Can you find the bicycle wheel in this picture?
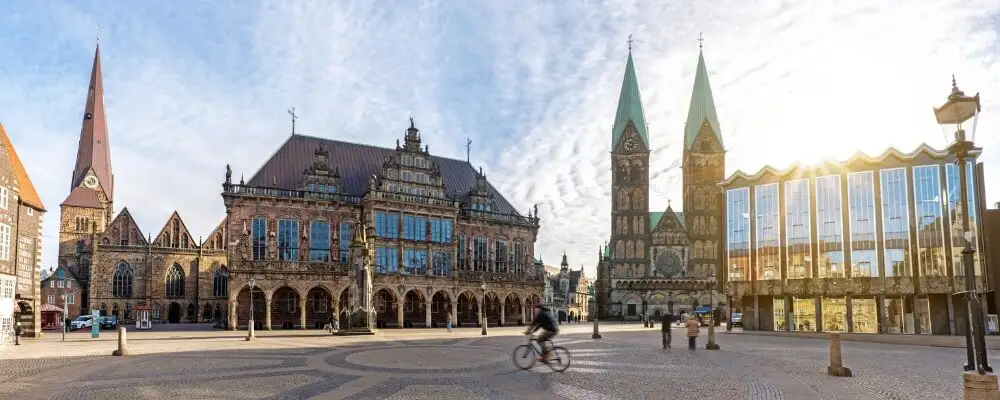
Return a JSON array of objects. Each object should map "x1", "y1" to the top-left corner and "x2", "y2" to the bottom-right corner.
[
  {"x1": 547, "y1": 346, "x2": 571, "y2": 372},
  {"x1": 512, "y1": 345, "x2": 537, "y2": 370}
]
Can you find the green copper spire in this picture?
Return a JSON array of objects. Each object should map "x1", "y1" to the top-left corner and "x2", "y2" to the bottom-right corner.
[
  {"x1": 683, "y1": 48, "x2": 723, "y2": 150},
  {"x1": 611, "y1": 50, "x2": 649, "y2": 148}
]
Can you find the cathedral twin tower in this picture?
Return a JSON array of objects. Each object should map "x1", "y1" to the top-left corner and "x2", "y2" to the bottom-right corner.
[{"x1": 599, "y1": 43, "x2": 726, "y2": 317}]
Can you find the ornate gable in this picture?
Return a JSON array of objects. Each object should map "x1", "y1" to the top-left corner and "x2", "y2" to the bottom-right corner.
[
  {"x1": 100, "y1": 207, "x2": 147, "y2": 246},
  {"x1": 298, "y1": 144, "x2": 344, "y2": 193},
  {"x1": 651, "y1": 206, "x2": 689, "y2": 246},
  {"x1": 153, "y1": 211, "x2": 197, "y2": 249},
  {"x1": 613, "y1": 121, "x2": 648, "y2": 154},
  {"x1": 201, "y1": 218, "x2": 227, "y2": 251},
  {"x1": 378, "y1": 118, "x2": 447, "y2": 198},
  {"x1": 466, "y1": 167, "x2": 495, "y2": 211}
]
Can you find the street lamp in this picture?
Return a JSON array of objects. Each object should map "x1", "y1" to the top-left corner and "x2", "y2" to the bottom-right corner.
[
  {"x1": 246, "y1": 278, "x2": 256, "y2": 341},
  {"x1": 643, "y1": 290, "x2": 650, "y2": 327},
  {"x1": 706, "y1": 273, "x2": 720, "y2": 350},
  {"x1": 480, "y1": 279, "x2": 488, "y2": 336},
  {"x1": 61, "y1": 294, "x2": 67, "y2": 342},
  {"x1": 934, "y1": 76, "x2": 990, "y2": 373}
]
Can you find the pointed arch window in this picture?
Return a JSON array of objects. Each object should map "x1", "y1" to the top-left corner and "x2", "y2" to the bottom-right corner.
[
  {"x1": 172, "y1": 221, "x2": 181, "y2": 248},
  {"x1": 165, "y1": 264, "x2": 185, "y2": 298},
  {"x1": 212, "y1": 268, "x2": 228, "y2": 298},
  {"x1": 112, "y1": 262, "x2": 133, "y2": 298}
]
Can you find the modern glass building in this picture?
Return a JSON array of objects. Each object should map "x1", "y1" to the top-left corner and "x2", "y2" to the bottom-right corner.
[{"x1": 722, "y1": 145, "x2": 988, "y2": 335}]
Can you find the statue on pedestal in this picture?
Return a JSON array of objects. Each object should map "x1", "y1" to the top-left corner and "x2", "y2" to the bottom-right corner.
[{"x1": 348, "y1": 222, "x2": 375, "y2": 332}]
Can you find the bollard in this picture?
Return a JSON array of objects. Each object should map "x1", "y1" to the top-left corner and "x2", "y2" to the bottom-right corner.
[
  {"x1": 246, "y1": 319, "x2": 255, "y2": 341},
  {"x1": 111, "y1": 326, "x2": 128, "y2": 356},
  {"x1": 706, "y1": 321, "x2": 720, "y2": 350},
  {"x1": 592, "y1": 317, "x2": 602, "y2": 339},
  {"x1": 826, "y1": 332, "x2": 852, "y2": 377},
  {"x1": 962, "y1": 371, "x2": 1000, "y2": 400}
]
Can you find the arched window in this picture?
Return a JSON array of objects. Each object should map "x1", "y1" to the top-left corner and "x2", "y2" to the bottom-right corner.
[
  {"x1": 165, "y1": 264, "x2": 185, "y2": 298},
  {"x1": 112, "y1": 262, "x2": 133, "y2": 298},
  {"x1": 111, "y1": 303, "x2": 119, "y2": 317},
  {"x1": 212, "y1": 268, "x2": 228, "y2": 298}
]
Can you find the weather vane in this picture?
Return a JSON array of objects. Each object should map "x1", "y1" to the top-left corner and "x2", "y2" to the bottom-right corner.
[
  {"x1": 698, "y1": 32, "x2": 704, "y2": 49},
  {"x1": 95, "y1": 25, "x2": 102, "y2": 44},
  {"x1": 627, "y1": 34, "x2": 634, "y2": 51}
]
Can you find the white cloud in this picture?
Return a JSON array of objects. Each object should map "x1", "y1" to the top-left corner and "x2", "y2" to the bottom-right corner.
[{"x1": 0, "y1": 0, "x2": 998, "y2": 279}]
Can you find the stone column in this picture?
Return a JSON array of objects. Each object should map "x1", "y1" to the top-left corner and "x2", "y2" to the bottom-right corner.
[
  {"x1": 500, "y1": 302, "x2": 506, "y2": 326},
  {"x1": 264, "y1": 293, "x2": 272, "y2": 330},
  {"x1": 451, "y1": 301, "x2": 458, "y2": 326},
  {"x1": 521, "y1": 304, "x2": 527, "y2": 325},
  {"x1": 299, "y1": 294, "x2": 307, "y2": 329},
  {"x1": 425, "y1": 299, "x2": 432, "y2": 327},
  {"x1": 397, "y1": 303, "x2": 404, "y2": 328}
]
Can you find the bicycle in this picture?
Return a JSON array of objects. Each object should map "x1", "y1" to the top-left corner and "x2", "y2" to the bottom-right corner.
[
  {"x1": 512, "y1": 334, "x2": 570, "y2": 372},
  {"x1": 324, "y1": 322, "x2": 338, "y2": 335}
]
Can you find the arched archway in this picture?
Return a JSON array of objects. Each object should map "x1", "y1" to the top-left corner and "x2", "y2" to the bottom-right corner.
[
  {"x1": 186, "y1": 303, "x2": 197, "y2": 323},
  {"x1": 524, "y1": 294, "x2": 540, "y2": 323},
  {"x1": 271, "y1": 286, "x2": 300, "y2": 329},
  {"x1": 431, "y1": 291, "x2": 451, "y2": 328},
  {"x1": 167, "y1": 302, "x2": 181, "y2": 323},
  {"x1": 402, "y1": 290, "x2": 425, "y2": 328},
  {"x1": 457, "y1": 291, "x2": 478, "y2": 326},
  {"x1": 202, "y1": 303, "x2": 212, "y2": 322},
  {"x1": 236, "y1": 285, "x2": 265, "y2": 330},
  {"x1": 307, "y1": 286, "x2": 333, "y2": 329},
  {"x1": 504, "y1": 294, "x2": 522, "y2": 326},
  {"x1": 484, "y1": 292, "x2": 501, "y2": 326},
  {"x1": 374, "y1": 289, "x2": 397, "y2": 329},
  {"x1": 338, "y1": 288, "x2": 350, "y2": 330}
]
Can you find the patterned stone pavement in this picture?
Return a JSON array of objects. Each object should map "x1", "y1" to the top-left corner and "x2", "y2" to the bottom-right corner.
[{"x1": 0, "y1": 324, "x2": 992, "y2": 399}]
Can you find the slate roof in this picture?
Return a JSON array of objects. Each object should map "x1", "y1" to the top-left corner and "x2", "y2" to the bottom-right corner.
[
  {"x1": 0, "y1": 123, "x2": 45, "y2": 211},
  {"x1": 246, "y1": 134, "x2": 522, "y2": 215},
  {"x1": 649, "y1": 209, "x2": 686, "y2": 232},
  {"x1": 61, "y1": 187, "x2": 103, "y2": 208}
]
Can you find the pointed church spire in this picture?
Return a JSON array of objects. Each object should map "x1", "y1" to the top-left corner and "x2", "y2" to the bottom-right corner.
[
  {"x1": 611, "y1": 39, "x2": 649, "y2": 149},
  {"x1": 69, "y1": 43, "x2": 114, "y2": 200},
  {"x1": 683, "y1": 41, "x2": 723, "y2": 150},
  {"x1": 561, "y1": 251, "x2": 569, "y2": 267}
]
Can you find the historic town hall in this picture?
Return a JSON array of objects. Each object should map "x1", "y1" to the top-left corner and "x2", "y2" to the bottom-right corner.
[{"x1": 595, "y1": 43, "x2": 727, "y2": 320}]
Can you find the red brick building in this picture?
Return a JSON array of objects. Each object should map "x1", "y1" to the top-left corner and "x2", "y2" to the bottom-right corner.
[{"x1": 40, "y1": 266, "x2": 83, "y2": 327}]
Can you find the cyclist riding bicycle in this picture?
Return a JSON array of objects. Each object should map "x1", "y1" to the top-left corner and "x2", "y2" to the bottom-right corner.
[{"x1": 525, "y1": 303, "x2": 559, "y2": 362}]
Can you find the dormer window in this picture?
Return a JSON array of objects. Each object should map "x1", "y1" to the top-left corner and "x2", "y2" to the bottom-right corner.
[{"x1": 472, "y1": 203, "x2": 492, "y2": 212}]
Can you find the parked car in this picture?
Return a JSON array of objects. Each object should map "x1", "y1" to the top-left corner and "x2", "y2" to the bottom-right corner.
[
  {"x1": 731, "y1": 312, "x2": 743, "y2": 327},
  {"x1": 100, "y1": 316, "x2": 118, "y2": 330},
  {"x1": 70, "y1": 315, "x2": 93, "y2": 330}
]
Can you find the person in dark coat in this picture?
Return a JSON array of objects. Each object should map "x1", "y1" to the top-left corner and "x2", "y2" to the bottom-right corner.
[{"x1": 662, "y1": 312, "x2": 674, "y2": 349}]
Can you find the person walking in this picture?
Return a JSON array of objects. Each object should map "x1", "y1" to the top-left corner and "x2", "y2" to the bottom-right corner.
[
  {"x1": 685, "y1": 316, "x2": 700, "y2": 349},
  {"x1": 447, "y1": 314, "x2": 453, "y2": 333},
  {"x1": 661, "y1": 312, "x2": 674, "y2": 349}
]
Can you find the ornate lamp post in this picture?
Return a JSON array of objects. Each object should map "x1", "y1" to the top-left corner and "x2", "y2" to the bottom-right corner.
[
  {"x1": 706, "y1": 273, "x2": 720, "y2": 350},
  {"x1": 480, "y1": 279, "x2": 488, "y2": 336},
  {"x1": 934, "y1": 76, "x2": 990, "y2": 374},
  {"x1": 246, "y1": 278, "x2": 256, "y2": 341},
  {"x1": 643, "y1": 290, "x2": 650, "y2": 327}
]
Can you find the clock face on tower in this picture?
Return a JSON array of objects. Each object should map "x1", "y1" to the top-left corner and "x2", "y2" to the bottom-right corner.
[
  {"x1": 83, "y1": 176, "x2": 98, "y2": 189},
  {"x1": 623, "y1": 137, "x2": 637, "y2": 151}
]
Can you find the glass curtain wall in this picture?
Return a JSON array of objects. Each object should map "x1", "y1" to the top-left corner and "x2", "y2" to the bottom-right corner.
[
  {"x1": 755, "y1": 184, "x2": 781, "y2": 280},
  {"x1": 912, "y1": 165, "x2": 947, "y2": 277},
  {"x1": 785, "y1": 180, "x2": 812, "y2": 279},
  {"x1": 815, "y1": 176, "x2": 845, "y2": 278},
  {"x1": 791, "y1": 297, "x2": 816, "y2": 332},
  {"x1": 851, "y1": 297, "x2": 878, "y2": 333},
  {"x1": 884, "y1": 296, "x2": 915, "y2": 334},
  {"x1": 726, "y1": 188, "x2": 751, "y2": 281},
  {"x1": 773, "y1": 298, "x2": 786, "y2": 331},
  {"x1": 880, "y1": 168, "x2": 912, "y2": 277},
  {"x1": 946, "y1": 162, "x2": 981, "y2": 276},
  {"x1": 915, "y1": 295, "x2": 931, "y2": 334},
  {"x1": 847, "y1": 172, "x2": 878, "y2": 277},
  {"x1": 822, "y1": 297, "x2": 847, "y2": 332}
]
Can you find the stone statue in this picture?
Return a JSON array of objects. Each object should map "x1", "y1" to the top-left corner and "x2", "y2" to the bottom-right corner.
[
  {"x1": 225, "y1": 164, "x2": 232, "y2": 184},
  {"x1": 533, "y1": 203, "x2": 539, "y2": 218},
  {"x1": 368, "y1": 174, "x2": 379, "y2": 191}
]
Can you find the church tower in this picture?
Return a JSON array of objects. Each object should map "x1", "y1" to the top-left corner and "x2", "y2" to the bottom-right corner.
[
  {"x1": 58, "y1": 43, "x2": 115, "y2": 297},
  {"x1": 681, "y1": 44, "x2": 725, "y2": 282},
  {"x1": 609, "y1": 45, "x2": 651, "y2": 282}
]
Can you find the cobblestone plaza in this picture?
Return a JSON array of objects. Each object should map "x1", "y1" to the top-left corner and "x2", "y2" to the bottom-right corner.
[{"x1": 0, "y1": 324, "x2": 986, "y2": 399}]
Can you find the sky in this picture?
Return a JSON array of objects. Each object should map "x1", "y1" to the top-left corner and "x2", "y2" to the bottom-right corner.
[{"x1": 1, "y1": 1, "x2": 999, "y2": 278}]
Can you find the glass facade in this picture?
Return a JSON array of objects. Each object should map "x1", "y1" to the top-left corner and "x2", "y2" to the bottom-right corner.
[
  {"x1": 430, "y1": 219, "x2": 453, "y2": 243},
  {"x1": 821, "y1": 297, "x2": 847, "y2": 332},
  {"x1": 773, "y1": 298, "x2": 786, "y2": 331},
  {"x1": 851, "y1": 297, "x2": 878, "y2": 333},
  {"x1": 404, "y1": 248, "x2": 428, "y2": 275},
  {"x1": 913, "y1": 165, "x2": 947, "y2": 276},
  {"x1": 375, "y1": 247, "x2": 399, "y2": 274},
  {"x1": 402, "y1": 215, "x2": 427, "y2": 241},
  {"x1": 309, "y1": 221, "x2": 331, "y2": 262},
  {"x1": 884, "y1": 296, "x2": 915, "y2": 334},
  {"x1": 726, "y1": 188, "x2": 751, "y2": 281},
  {"x1": 946, "y1": 162, "x2": 981, "y2": 276},
  {"x1": 376, "y1": 212, "x2": 400, "y2": 239},
  {"x1": 251, "y1": 218, "x2": 267, "y2": 261},
  {"x1": 916, "y1": 295, "x2": 931, "y2": 334},
  {"x1": 755, "y1": 184, "x2": 780, "y2": 280},
  {"x1": 880, "y1": 168, "x2": 911, "y2": 277},
  {"x1": 785, "y1": 179, "x2": 811, "y2": 279},
  {"x1": 791, "y1": 297, "x2": 816, "y2": 332},
  {"x1": 815, "y1": 176, "x2": 845, "y2": 278},
  {"x1": 847, "y1": 172, "x2": 878, "y2": 277}
]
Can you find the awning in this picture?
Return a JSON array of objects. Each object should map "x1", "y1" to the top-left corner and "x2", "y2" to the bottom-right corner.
[
  {"x1": 40, "y1": 304, "x2": 64, "y2": 313},
  {"x1": 694, "y1": 306, "x2": 712, "y2": 314}
]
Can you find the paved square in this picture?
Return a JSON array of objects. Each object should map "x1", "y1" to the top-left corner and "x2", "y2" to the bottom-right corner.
[{"x1": 0, "y1": 324, "x2": 991, "y2": 399}]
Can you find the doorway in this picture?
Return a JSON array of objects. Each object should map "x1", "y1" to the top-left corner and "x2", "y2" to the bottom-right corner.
[{"x1": 168, "y1": 302, "x2": 181, "y2": 323}]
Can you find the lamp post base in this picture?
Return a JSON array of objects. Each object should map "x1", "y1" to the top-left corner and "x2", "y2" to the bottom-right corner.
[
  {"x1": 963, "y1": 371, "x2": 1000, "y2": 400},
  {"x1": 706, "y1": 324, "x2": 720, "y2": 350},
  {"x1": 592, "y1": 319, "x2": 601, "y2": 339},
  {"x1": 246, "y1": 320, "x2": 255, "y2": 341}
]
